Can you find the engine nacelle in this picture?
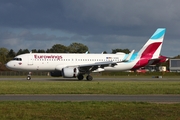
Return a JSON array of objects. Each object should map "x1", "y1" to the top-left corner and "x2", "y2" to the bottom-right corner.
[
  {"x1": 50, "y1": 71, "x2": 62, "y2": 77},
  {"x1": 62, "y1": 67, "x2": 79, "y2": 78}
]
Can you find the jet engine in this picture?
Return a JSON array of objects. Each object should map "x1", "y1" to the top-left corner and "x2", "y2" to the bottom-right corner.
[{"x1": 62, "y1": 67, "x2": 79, "y2": 78}]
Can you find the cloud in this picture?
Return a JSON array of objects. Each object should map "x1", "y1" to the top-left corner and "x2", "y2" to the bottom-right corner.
[
  {"x1": 0, "y1": 0, "x2": 180, "y2": 56},
  {"x1": 1, "y1": 0, "x2": 179, "y2": 35}
]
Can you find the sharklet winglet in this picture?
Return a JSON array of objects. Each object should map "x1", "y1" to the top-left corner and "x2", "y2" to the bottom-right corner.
[{"x1": 122, "y1": 50, "x2": 135, "y2": 62}]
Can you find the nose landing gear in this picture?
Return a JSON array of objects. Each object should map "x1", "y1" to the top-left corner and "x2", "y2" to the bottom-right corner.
[
  {"x1": 27, "y1": 75, "x2": 31, "y2": 80},
  {"x1": 26, "y1": 72, "x2": 32, "y2": 80}
]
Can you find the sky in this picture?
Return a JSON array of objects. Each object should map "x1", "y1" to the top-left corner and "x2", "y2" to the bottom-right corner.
[{"x1": 0, "y1": 0, "x2": 180, "y2": 57}]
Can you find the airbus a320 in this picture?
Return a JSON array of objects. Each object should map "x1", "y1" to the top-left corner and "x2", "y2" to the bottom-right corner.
[{"x1": 6, "y1": 28, "x2": 167, "y2": 81}]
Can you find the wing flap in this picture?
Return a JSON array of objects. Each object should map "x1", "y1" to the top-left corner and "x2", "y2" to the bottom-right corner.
[{"x1": 79, "y1": 61, "x2": 117, "y2": 67}]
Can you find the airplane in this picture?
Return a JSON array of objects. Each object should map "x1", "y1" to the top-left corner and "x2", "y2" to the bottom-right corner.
[{"x1": 6, "y1": 28, "x2": 167, "y2": 81}]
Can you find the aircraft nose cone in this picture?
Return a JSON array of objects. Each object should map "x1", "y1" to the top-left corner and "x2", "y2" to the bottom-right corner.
[
  {"x1": 5, "y1": 62, "x2": 14, "y2": 70},
  {"x1": 5, "y1": 62, "x2": 10, "y2": 69}
]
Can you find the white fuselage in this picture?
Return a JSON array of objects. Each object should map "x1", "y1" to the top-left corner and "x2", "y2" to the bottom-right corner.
[{"x1": 6, "y1": 53, "x2": 138, "y2": 72}]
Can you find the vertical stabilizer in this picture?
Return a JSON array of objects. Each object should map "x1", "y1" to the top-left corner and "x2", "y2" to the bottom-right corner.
[{"x1": 138, "y1": 28, "x2": 166, "y2": 59}]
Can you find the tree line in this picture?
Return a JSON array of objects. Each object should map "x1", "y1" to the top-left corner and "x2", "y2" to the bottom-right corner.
[
  {"x1": 0, "y1": 42, "x2": 176, "y2": 71},
  {"x1": 0, "y1": 42, "x2": 131, "y2": 64}
]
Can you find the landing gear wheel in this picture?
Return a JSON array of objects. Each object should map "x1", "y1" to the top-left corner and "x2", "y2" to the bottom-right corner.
[
  {"x1": 27, "y1": 76, "x2": 31, "y2": 80},
  {"x1": 77, "y1": 74, "x2": 84, "y2": 80},
  {"x1": 86, "y1": 75, "x2": 93, "y2": 81}
]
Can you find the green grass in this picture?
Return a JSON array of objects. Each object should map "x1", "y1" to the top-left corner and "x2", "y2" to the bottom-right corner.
[
  {"x1": 1, "y1": 80, "x2": 180, "y2": 94},
  {"x1": 0, "y1": 101, "x2": 180, "y2": 120},
  {"x1": 1, "y1": 78, "x2": 180, "y2": 119}
]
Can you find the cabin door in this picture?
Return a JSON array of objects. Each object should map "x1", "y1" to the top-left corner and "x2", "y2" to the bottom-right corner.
[{"x1": 28, "y1": 55, "x2": 33, "y2": 65}]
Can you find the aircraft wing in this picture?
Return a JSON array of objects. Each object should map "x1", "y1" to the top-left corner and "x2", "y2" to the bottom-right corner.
[
  {"x1": 65, "y1": 52, "x2": 137, "y2": 73},
  {"x1": 68, "y1": 61, "x2": 118, "y2": 73}
]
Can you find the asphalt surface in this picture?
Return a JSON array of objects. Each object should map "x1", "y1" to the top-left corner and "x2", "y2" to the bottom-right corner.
[
  {"x1": 0, "y1": 77, "x2": 180, "y2": 102},
  {"x1": 0, "y1": 77, "x2": 180, "y2": 81},
  {"x1": 0, "y1": 94, "x2": 180, "y2": 103}
]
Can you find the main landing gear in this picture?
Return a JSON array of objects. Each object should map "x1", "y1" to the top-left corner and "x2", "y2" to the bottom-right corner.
[
  {"x1": 77, "y1": 74, "x2": 93, "y2": 81},
  {"x1": 86, "y1": 75, "x2": 93, "y2": 81}
]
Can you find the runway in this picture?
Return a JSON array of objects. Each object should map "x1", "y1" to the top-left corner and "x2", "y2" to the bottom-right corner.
[
  {"x1": 0, "y1": 77, "x2": 180, "y2": 102},
  {"x1": 0, "y1": 94, "x2": 180, "y2": 102},
  {"x1": 0, "y1": 77, "x2": 180, "y2": 81}
]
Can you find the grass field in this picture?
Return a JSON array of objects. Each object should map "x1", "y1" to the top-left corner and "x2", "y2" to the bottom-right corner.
[
  {"x1": 0, "y1": 80, "x2": 180, "y2": 94},
  {"x1": 1, "y1": 78, "x2": 180, "y2": 119},
  {"x1": 0, "y1": 101, "x2": 180, "y2": 120}
]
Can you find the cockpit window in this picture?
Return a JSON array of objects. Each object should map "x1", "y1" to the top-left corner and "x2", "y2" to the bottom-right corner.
[{"x1": 13, "y1": 58, "x2": 22, "y2": 61}]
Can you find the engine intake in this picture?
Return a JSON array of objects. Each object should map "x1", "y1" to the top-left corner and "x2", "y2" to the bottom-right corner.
[{"x1": 62, "y1": 67, "x2": 79, "y2": 78}]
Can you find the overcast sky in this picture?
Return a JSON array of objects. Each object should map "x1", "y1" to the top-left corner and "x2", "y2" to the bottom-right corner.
[{"x1": 0, "y1": 0, "x2": 180, "y2": 57}]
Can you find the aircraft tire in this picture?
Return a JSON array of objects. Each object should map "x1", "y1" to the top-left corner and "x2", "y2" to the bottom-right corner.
[
  {"x1": 86, "y1": 75, "x2": 93, "y2": 81},
  {"x1": 77, "y1": 74, "x2": 84, "y2": 80},
  {"x1": 27, "y1": 76, "x2": 31, "y2": 80}
]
